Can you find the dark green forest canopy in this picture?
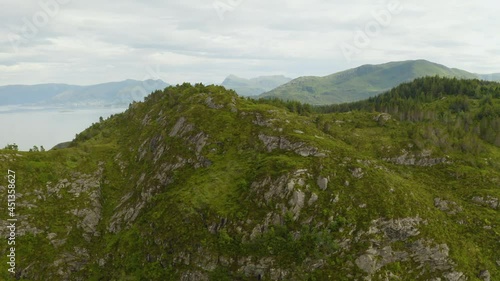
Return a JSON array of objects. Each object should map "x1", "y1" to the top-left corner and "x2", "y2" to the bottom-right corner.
[{"x1": 257, "y1": 77, "x2": 500, "y2": 150}]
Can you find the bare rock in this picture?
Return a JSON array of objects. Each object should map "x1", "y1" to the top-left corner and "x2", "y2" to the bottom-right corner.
[
  {"x1": 472, "y1": 196, "x2": 499, "y2": 209},
  {"x1": 258, "y1": 134, "x2": 325, "y2": 157},
  {"x1": 289, "y1": 190, "x2": 305, "y2": 219},
  {"x1": 170, "y1": 117, "x2": 194, "y2": 137},
  {"x1": 384, "y1": 150, "x2": 449, "y2": 166},
  {"x1": 444, "y1": 271, "x2": 467, "y2": 281},
  {"x1": 181, "y1": 271, "x2": 209, "y2": 281},
  {"x1": 205, "y1": 96, "x2": 223, "y2": 109},
  {"x1": 374, "y1": 113, "x2": 392, "y2": 122},
  {"x1": 351, "y1": 167, "x2": 364, "y2": 179},
  {"x1": 317, "y1": 176, "x2": 328, "y2": 190},
  {"x1": 478, "y1": 270, "x2": 491, "y2": 281},
  {"x1": 434, "y1": 198, "x2": 463, "y2": 215},
  {"x1": 355, "y1": 245, "x2": 409, "y2": 274},
  {"x1": 410, "y1": 240, "x2": 452, "y2": 272},
  {"x1": 372, "y1": 217, "x2": 424, "y2": 241},
  {"x1": 308, "y1": 193, "x2": 319, "y2": 206}
]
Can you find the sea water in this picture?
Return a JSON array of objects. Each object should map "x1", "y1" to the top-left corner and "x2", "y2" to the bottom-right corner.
[{"x1": 0, "y1": 106, "x2": 127, "y2": 151}]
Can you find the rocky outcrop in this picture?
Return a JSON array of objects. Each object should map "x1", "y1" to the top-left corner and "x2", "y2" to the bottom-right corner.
[
  {"x1": 351, "y1": 167, "x2": 364, "y2": 179},
  {"x1": 478, "y1": 270, "x2": 491, "y2": 281},
  {"x1": 472, "y1": 196, "x2": 499, "y2": 210},
  {"x1": 384, "y1": 149, "x2": 449, "y2": 166},
  {"x1": 205, "y1": 96, "x2": 223, "y2": 109},
  {"x1": 434, "y1": 198, "x2": 463, "y2": 215},
  {"x1": 374, "y1": 113, "x2": 392, "y2": 123},
  {"x1": 258, "y1": 134, "x2": 326, "y2": 157},
  {"x1": 355, "y1": 217, "x2": 466, "y2": 279},
  {"x1": 181, "y1": 271, "x2": 209, "y2": 281},
  {"x1": 52, "y1": 247, "x2": 90, "y2": 280},
  {"x1": 169, "y1": 117, "x2": 194, "y2": 138},
  {"x1": 316, "y1": 176, "x2": 328, "y2": 190}
]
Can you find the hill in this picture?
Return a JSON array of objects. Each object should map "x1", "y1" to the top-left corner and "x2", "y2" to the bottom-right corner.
[
  {"x1": 0, "y1": 79, "x2": 169, "y2": 107},
  {"x1": 221, "y1": 75, "x2": 292, "y2": 96},
  {"x1": 260, "y1": 60, "x2": 498, "y2": 105},
  {"x1": 0, "y1": 80, "x2": 499, "y2": 280},
  {"x1": 479, "y1": 73, "x2": 500, "y2": 82}
]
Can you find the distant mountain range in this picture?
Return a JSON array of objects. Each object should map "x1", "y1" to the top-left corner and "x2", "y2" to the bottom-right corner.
[
  {"x1": 221, "y1": 75, "x2": 292, "y2": 96},
  {"x1": 0, "y1": 79, "x2": 169, "y2": 107},
  {"x1": 259, "y1": 60, "x2": 500, "y2": 105}
]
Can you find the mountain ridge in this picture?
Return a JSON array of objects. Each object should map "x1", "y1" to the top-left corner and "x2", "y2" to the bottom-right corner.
[
  {"x1": 0, "y1": 79, "x2": 498, "y2": 280},
  {"x1": 260, "y1": 60, "x2": 500, "y2": 105},
  {"x1": 0, "y1": 79, "x2": 169, "y2": 107}
]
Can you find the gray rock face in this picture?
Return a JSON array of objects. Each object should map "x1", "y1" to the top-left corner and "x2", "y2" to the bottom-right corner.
[
  {"x1": 170, "y1": 117, "x2": 194, "y2": 137},
  {"x1": 289, "y1": 190, "x2": 305, "y2": 219},
  {"x1": 180, "y1": 271, "x2": 209, "y2": 281},
  {"x1": 317, "y1": 176, "x2": 328, "y2": 190},
  {"x1": 355, "y1": 245, "x2": 408, "y2": 274},
  {"x1": 478, "y1": 270, "x2": 491, "y2": 281},
  {"x1": 444, "y1": 271, "x2": 467, "y2": 281},
  {"x1": 205, "y1": 96, "x2": 223, "y2": 109},
  {"x1": 52, "y1": 247, "x2": 90, "y2": 280},
  {"x1": 384, "y1": 150, "x2": 449, "y2": 166},
  {"x1": 258, "y1": 133, "x2": 326, "y2": 157},
  {"x1": 472, "y1": 196, "x2": 499, "y2": 209},
  {"x1": 434, "y1": 198, "x2": 463, "y2": 215},
  {"x1": 356, "y1": 217, "x2": 465, "y2": 279},
  {"x1": 411, "y1": 240, "x2": 452, "y2": 272},
  {"x1": 308, "y1": 193, "x2": 319, "y2": 206},
  {"x1": 252, "y1": 170, "x2": 309, "y2": 216},
  {"x1": 369, "y1": 217, "x2": 424, "y2": 241},
  {"x1": 374, "y1": 113, "x2": 392, "y2": 122},
  {"x1": 351, "y1": 167, "x2": 364, "y2": 179},
  {"x1": 252, "y1": 112, "x2": 274, "y2": 127}
]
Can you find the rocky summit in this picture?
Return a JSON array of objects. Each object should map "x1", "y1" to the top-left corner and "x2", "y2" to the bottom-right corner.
[{"x1": 0, "y1": 80, "x2": 499, "y2": 280}]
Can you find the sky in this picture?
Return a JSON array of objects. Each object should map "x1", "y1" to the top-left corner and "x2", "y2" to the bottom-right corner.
[{"x1": 1, "y1": 0, "x2": 499, "y2": 86}]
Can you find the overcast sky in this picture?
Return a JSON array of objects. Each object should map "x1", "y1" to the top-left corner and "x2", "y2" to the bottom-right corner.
[{"x1": 1, "y1": 0, "x2": 499, "y2": 86}]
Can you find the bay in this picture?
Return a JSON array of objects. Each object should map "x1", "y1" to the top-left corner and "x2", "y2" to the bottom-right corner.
[{"x1": 0, "y1": 106, "x2": 127, "y2": 151}]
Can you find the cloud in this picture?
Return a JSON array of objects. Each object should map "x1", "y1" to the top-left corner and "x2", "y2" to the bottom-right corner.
[{"x1": 0, "y1": 0, "x2": 499, "y2": 85}]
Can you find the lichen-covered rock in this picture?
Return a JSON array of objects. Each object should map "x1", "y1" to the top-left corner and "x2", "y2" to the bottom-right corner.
[
  {"x1": 351, "y1": 167, "x2": 364, "y2": 179},
  {"x1": 180, "y1": 271, "x2": 209, "y2": 281},
  {"x1": 472, "y1": 196, "x2": 499, "y2": 210},
  {"x1": 258, "y1": 133, "x2": 326, "y2": 157},
  {"x1": 170, "y1": 117, "x2": 194, "y2": 137},
  {"x1": 317, "y1": 176, "x2": 328, "y2": 190},
  {"x1": 478, "y1": 269, "x2": 491, "y2": 281},
  {"x1": 357, "y1": 217, "x2": 465, "y2": 279},
  {"x1": 434, "y1": 198, "x2": 463, "y2": 215},
  {"x1": 384, "y1": 150, "x2": 449, "y2": 166},
  {"x1": 308, "y1": 193, "x2": 319, "y2": 206},
  {"x1": 205, "y1": 96, "x2": 223, "y2": 109}
]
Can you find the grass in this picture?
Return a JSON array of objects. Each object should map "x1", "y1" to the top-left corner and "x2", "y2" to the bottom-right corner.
[{"x1": 0, "y1": 82, "x2": 499, "y2": 280}]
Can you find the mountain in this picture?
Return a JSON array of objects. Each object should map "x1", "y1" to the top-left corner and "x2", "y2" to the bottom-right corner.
[
  {"x1": 0, "y1": 79, "x2": 169, "y2": 107},
  {"x1": 260, "y1": 60, "x2": 498, "y2": 105},
  {"x1": 479, "y1": 73, "x2": 500, "y2": 82},
  {"x1": 221, "y1": 74, "x2": 292, "y2": 96},
  {"x1": 1, "y1": 80, "x2": 499, "y2": 280}
]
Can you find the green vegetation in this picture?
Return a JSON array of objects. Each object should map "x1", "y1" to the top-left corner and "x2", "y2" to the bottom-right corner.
[
  {"x1": 259, "y1": 59, "x2": 496, "y2": 105},
  {"x1": 320, "y1": 76, "x2": 500, "y2": 149},
  {"x1": 0, "y1": 79, "x2": 499, "y2": 280}
]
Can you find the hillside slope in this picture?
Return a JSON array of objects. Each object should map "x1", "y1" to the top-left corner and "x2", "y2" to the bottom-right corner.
[
  {"x1": 0, "y1": 81, "x2": 499, "y2": 280},
  {"x1": 260, "y1": 60, "x2": 495, "y2": 105},
  {"x1": 221, "y1": 75, "x2": 292, "y2": 96}
]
